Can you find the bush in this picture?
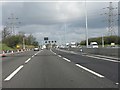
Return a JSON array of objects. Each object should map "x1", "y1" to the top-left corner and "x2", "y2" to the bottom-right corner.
[{"x1": 80, "y1": 35, "x2": 120, "y2": 45}]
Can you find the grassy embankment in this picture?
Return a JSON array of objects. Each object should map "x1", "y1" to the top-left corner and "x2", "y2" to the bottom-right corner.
[
  {"x1": 0, "y1": 43, "x2": 35, "y2": 51},
  {"x1": 0, "y1": 43, "x2": 13, "y2": 50}
]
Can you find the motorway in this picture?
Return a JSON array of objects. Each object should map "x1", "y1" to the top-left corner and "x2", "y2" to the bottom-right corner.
[{"x1": 2, "y1": 49, "x2": 119, "y2": 88}]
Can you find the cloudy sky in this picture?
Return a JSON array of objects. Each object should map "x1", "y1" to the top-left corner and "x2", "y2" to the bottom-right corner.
[{"x1": 0, "y1": 0, "x2": 119, "y2": 45}]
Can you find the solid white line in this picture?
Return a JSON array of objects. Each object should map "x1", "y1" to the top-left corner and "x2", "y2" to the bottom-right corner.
[
  {"x1": 57, "y1": 49, "x2": 79, "y2": 55},
  {"x1": 58, "y1": 55, "x2": 62, "y2": 58},
  {"x1": 25, "y1": 58, "x2": 31, "y2": 64},
  {"x1": 58, "y1": 49, "x2": 120, "y2": 63},
  {"x1": 84, "y1": 55, "x2": 120, "y2": 63},
  {"x1": 4, "y1": 65, "x2": 24, "y2": 81},
  {"x1": 63, "y1": 57, "x2": 71, "y2": 62},
  {"x1": 70, "y1": 51, "x2": 78, "y2": 55},
  {"x1": 94, "y1": 55, "x2": 118, "y2": 60},
  {"x1": 75, "y1": 64, "x2": 104, "y2": 78}
]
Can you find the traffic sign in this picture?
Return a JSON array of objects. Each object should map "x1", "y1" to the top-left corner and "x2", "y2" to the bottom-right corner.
[{"x1": 44, "y1": 37, "x2": 48, "y2": 40}]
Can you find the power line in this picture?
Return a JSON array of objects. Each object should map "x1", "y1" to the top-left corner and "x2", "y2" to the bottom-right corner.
[
  {"x1": 100, "y1": 2, "x2": 118, "y2": 36},
  {"x1": 7, "y1": 13, "x2": 21, "y2": 35}
]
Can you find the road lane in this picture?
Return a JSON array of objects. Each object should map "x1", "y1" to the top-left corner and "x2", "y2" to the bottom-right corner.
[
  {"x1": 52, "y1": 49, "x2": 119, "y2": 84},
  {"x1": 3, "y1": 49, "x2": 118, "y2": 88},
  {"x1": 2, "y1": 50, "x2": 39, "y2": 80}
]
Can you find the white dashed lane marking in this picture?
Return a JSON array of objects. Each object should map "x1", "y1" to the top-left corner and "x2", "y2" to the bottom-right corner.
[
  {"x1": 32, "y1": 55, "x2": 34, "y2": 57},
  {"x1": 75, "y1": 64, "x2": 104, "y2": 78},
  {"x1": 4, "y1": 50, "x2": 42, "y2": 81},
  {"x1": 57, "y1": 49, "x2": 119, "y2": 63},
  {"x1": 51, "y1": 50, "x2": 106, "y2": 78},
  {"x1": 25, "y1": 58, "x2": 31, "y2": 64},
  {"x1": 115, "y1": 83, "x2": 119, "y2": 85},
  {"x1": 4, "y1": 65, "x2": 24, "y2": 81},
  {"x1": 63, "y1": 57, "x2": 71, "y2": 62},
  {"x1": 58, "y1": 55, "x2": 62, "y2": 57}
]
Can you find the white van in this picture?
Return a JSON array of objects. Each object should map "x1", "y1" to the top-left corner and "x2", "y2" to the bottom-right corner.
[
  {"x1": 90, "y1": 42, "x2": 98, "y2": 48},
  {"x1": 70, "y1": 42, "x2": 76, "y2": 48}
]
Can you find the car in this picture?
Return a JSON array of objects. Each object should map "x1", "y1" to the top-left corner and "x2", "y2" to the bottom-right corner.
[
  {"x1": 34, "y1": 47, "x2": 39, "y2": 51},
  {"x1": 90, "y1": 42, "x2": 98, "y2": 48}
]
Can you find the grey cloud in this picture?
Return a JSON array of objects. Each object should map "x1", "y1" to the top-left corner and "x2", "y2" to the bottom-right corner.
[
  {"x1": 1, "y1": 1, "x2": 119, "y2": 44},
  {"x1": 2, "y1": 2, "x2": 83, "y2": 25}
]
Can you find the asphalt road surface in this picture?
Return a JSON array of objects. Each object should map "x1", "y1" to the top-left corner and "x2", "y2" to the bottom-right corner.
[
  {"x1": 52, "y1": 49, "x2": 119, "y2": 83},
  {"x1": 2, "y1": 49, "x2": 119, "y2": 88}
]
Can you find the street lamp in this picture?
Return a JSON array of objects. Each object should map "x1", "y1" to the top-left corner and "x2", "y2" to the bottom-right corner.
[
  {"x1": 85, "y1": 0, "x2": 88, "y2": 48},
  {"x1": 102, "y1": 34, "x2": 104, "y2": 48},
  {"x1": 23, "y1": 37, "x2": 25, "y2": 50}
]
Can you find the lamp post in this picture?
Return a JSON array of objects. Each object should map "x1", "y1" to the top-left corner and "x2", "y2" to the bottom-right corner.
[
  {"x1": 102, "y1": 34, "x2": 104, "y2": 48},
  {"x1": 85, "y1": 0, "x2": 88, "y2": 48},
  {"x1": 23, "y1": 37, "x2": 25, "y2": 50}
]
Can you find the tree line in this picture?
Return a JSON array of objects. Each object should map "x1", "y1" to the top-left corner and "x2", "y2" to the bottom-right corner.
[
  {"x1": 80, "y1": 35, "x2": 120, "y2": 45},
  {"x1": 2, "y1": 27, "x2": 39, "y2": 48}
]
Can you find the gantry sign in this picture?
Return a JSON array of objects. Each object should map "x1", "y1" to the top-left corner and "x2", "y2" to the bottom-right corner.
[{"x1": 44, "y1": 37, "x2": 48, "y2": 43}]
